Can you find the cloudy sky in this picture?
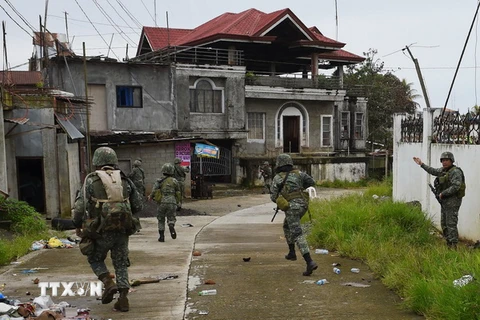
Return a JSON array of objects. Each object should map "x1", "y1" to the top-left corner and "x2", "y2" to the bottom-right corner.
[{"x1": 1, "y1": 0, "x2": 479, "y2": 113}]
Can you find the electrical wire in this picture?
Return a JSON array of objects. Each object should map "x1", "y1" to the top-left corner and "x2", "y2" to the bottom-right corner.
[
  {"x1": 140, "y1": 0, "x2": 156, "y2": 25},
  {"x1": 3, "y1": 0, "x2": 36, "y2": 32},
  {"x1": 91, "y1": 0, "x2": 137, "y2": 47},
  {"x1": 441, "y1": 0, "x2": 480, "y2": 118},
  {"x1": 73, "y1": 0, "x2": 120, "y2": 60},
  {"x1": 0, "y1": 4, "x2": 31, "y2": 36},
  {"x1": 105, "y1": 0, "x2": 140, "y2": 36},
  {"x1": 115, "y1": 0, "x2": 142, "y2": 29},
  {"x1": 48, "y1": 14, "x2": 141, "y2": 30}
]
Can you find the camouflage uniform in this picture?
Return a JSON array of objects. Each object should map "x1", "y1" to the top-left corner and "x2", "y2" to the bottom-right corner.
[
  {"x1": 149, "y1": 163, "x2": 181, "y2": 241},
  {"x1": 420, "y1": 153, "x2": 465, "y2": 247},
  {"x1": 73, "y1": 147, "x2": 143, "y2": 311},
  {"x1": 173, "y1": 158, "x2": 189, "y2": 208},
  {"x1": 260, "y1": 161, "x2": 273, "y2": 194},
  {"x1": 270, "y1": 154, "x2": 317, "y2": 276},
  {"x1": 128, "y1": 159, "x2": 145, "y2": 197}
]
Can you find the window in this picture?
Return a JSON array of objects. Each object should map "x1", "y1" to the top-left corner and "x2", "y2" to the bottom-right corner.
[
  {"x1": 354, "y1": 112, "x2": 364, "y2": 139},
  {"x1": 321, "y1": 115, "x2": 332, "y2": 146},
  {"x1": 247, "y1": 112, "x2": 265, "y2": 141},
  {"x1": 341, "y1": 111, "x2": 350, "y2": 139},
  {"x1": 189, "y1": 79, "x2": 223, "y2": 113},
  {"x1": 116, "y1": 86, "x2": 142, "y2": 108}
]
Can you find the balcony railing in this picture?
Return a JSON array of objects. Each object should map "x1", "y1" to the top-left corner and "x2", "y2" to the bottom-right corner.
[{"x1": 131, "y1": 46, "x2": 244, "y2": 66}]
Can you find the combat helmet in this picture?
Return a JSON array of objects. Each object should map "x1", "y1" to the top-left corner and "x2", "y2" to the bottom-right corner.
[
  {"x1": 133, "y1": 159, "x2": 142, "y2": 166},
  {"x1": 440, "y1": 151, "x2": 455, "y2": 163},
  {"x1": 263, "y1": 161, "x2": 270, "y2": 165},
  {"x1": 161, "y1": 163, "x2": 175, "y2": 175},
  {"x1": 276, "y1": 154, "x2": 293, "y2": 167},
  {"x1": 174, "y1": 158, "x2": 182, "y2": 164},
  {"x1": 92, "y1": 147, "x2": 118, "y2": 167}
]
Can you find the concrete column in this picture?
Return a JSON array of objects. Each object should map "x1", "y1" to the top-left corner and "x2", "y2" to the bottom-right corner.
[
  {"x1": 392, "y1": 113, "x2": 405, "y2": 200},
  {"x1": 337, "y1": 65, "x2": 344, "y2": 88},
  {"x1": 422, "y1": 108, "x2": 434, "y2": 211},
  {"x1": 311, "y1": 53, "x2": 319, "y2": 79},
  {"x1": 0, "y1": 101, "x2": 7, "y2": 193}
]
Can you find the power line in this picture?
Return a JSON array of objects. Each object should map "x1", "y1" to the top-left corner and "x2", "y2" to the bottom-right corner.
[
  {"x1": 0, "y1": 4, "x2": 31, "y2": 36},
  {"x1": 91, "y1": 0, "x2": 136, "y2": 47},
  {"x1": 48, "y1": 14, "x2": 141, "y2": 30},
  {"x1": 105, "y1": 0, "x2": 140, "y2": 36},
  {"x1": 73, "y1": 0, "x2": 120, "y2": 60},
  {"x1": 140, "y1": 0, "x2": 156, "y2": 25},
  {"x1": 115, "y1": 0, "x2": 142, "y2": 29},
  {"x1": 4, "y1": 0, "x2": 36, "y2": 32}
]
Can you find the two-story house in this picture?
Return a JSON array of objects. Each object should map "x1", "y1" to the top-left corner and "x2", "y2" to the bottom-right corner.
[{"x1": 47, "y1": 8, "x2": 368, "y2": 195}]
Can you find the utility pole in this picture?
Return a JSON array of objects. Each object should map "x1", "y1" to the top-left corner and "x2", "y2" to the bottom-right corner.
[
  {"x1": 83, "y1": 42, "x2": 92, "y2": 173},
  {"x1": 403, "y1": 45, "x2": 431, "y2": 110}
]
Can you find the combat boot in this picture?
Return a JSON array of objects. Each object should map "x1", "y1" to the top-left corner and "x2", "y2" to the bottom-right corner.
[
  {"x1": 113, "y1": 288, "x2": 129, "y2": 312},
  {"x1": 158, "y1": 230, "x2": 165, "y2": 242},
  {"x1": 285, "y1": 243, "x2": 297, "y2": 261},
  {"x1": 98, "y1": 273, "x2": 118, "y2": 304},
  {"x1": 302, "y1": 253, "x2": 318, "y2": 276},
  {"x1": 169, "y1": 225, "x2": 177, "y2": 239}
]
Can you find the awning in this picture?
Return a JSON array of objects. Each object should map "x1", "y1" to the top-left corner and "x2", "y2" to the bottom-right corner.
[{"x1": 55, "y1": 114, "x2": 84, "y2": 140}]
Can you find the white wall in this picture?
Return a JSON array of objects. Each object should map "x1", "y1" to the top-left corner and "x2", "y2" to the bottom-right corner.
[{"x1": 393, "y1": 110, "x2": 480, "y2": 241}]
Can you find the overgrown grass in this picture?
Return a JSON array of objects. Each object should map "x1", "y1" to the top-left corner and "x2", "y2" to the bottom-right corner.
[
  {"x1": 306, "y1": 179, "x2": 480, "y2": 319},
  {"x1": 0, "y1": 197, "x2": 51, "y2": 265},
  {"x1": 317, "y1": 178, "x2": 371, "y2": 189}
]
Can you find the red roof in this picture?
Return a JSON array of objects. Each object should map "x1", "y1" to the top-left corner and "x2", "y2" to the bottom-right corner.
[
  {"x1": 318, "y1": 49, "x2": 365, "y2": 62},
  {"x1": 0, "y1": 71, "x2": 43, "y2": 86},
  {"x1": 139, "y1": 8, "x2": 346, "y2": 51}
]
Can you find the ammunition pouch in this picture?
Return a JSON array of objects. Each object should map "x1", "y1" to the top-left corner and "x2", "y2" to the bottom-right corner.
[
  {"x1": 79, "y1": 237, "x2": 95, "y2": 256},
  {"x1": 154, "y1": 190, "x2": 163, "y2": 203},
  {"x1": 81, "y1": 217, "x2": 101, "y2": 239},
  {"x1": 276, "y1": 195, "x2": 290, "y2": 211}
]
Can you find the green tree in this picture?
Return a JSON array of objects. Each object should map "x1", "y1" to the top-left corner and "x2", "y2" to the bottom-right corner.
[{"x1": 344, "y1": 49, "x2": 419, "y2": 148}]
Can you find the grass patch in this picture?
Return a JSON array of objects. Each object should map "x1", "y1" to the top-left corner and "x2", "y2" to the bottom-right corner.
[
  {"x1": 306, "y1": 178, "x2": 480, "y2": 319},
  {"x1": 0, "y1": 197, "x2": 53, "y2": 266}
]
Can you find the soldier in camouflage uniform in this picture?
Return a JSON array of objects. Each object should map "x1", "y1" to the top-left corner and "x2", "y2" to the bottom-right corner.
[
  {"x1": 128, "y1": 158, "x2": 145, "y2": 197},
  {"x1": 413, "y1": 151, "x2": 466, "y2": 248},
  {"x1": 173, "y1": 158, "x2": 189, "y2": 210},
  {"x1": 260, "y1": 161, "x2": 273, "y2": 194},
  {"x1": 270, "y1": 154, "x2": 318, "y2": 276},
  {"x1": 73, "y1": 147, "x2": 143, "y2": 312},
  {"x1": 148, "y1": 163, "x2": 181, "y2": 242}
]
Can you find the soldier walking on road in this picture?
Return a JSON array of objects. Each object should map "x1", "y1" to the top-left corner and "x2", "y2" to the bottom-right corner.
[
  {"x1": 173, "y1": 158, "x2": 190, "y2": 210},
  {"x1": 73, "y1": 147, "x2": 143, "y2": 312},
  {"x1": 148, "y1": 163, "x2": 181, "y2": 242},
  {"x1": 128, "y1": 158, "x2": 145, "y2": 197},
  {"x1": 260, "y1": 161, "x2": 273, "y2": 194},
  {"x1": 413, "y1": 151, "x2": 466, "y2": 249},
  {"x1": 270, "y1": 154, "x2": 318, "y2": 276}
]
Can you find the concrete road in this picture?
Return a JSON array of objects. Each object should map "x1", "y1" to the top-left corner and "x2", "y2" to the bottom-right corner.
[{"x1": 0, "y1": 190, "x2": 423, "y2": 319}]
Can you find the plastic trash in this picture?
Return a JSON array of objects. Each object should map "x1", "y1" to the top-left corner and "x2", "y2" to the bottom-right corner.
[
  {"x1": 333, "y1": 267, "x2": 341, "y2": 274},
  {"x1": 315, "y1": 249, "x2": 328, "y2": 254},
  {"x1": 198, "y1": 289, "x2": 217, "y2": 296},
  {"x1": 350, "y1": 268, "x2": 360, "y2": 273},
  {"x1": 453, "y1": 275, "x2": 474, "y2": 288},
  {"x1": 316, "y1": 279, "x2": 329, "y2": 285}
]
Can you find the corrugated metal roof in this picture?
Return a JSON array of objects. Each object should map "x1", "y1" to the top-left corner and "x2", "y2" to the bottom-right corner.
[
  {"x1": 0, "y1": 71, "x2": 42, "y2": 85},
  {"x1": 141, "y1": 8, "x2": 346, "y2": 51},
  {"x1": 55, "y1": 114, "x2": 84, "y2": 140}
]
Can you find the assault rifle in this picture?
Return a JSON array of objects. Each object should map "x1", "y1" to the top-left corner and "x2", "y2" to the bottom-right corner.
[
  {"x1": 271, "y1": 207, "x2": 279, "y2": 222},
  {"x1": 428, "y1": 178, "x2": 442, "y2": 204}
]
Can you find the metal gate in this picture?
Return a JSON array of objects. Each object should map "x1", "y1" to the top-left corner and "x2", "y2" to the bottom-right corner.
[{"x1": 191, "y1": 147, "x2": 231, "y2": 176}]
